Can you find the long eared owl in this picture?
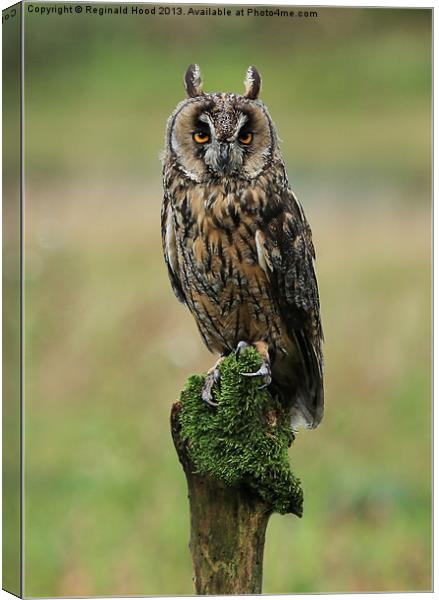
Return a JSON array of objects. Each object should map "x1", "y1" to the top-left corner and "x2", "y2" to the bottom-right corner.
[{"x1": 161, "y1": 65, "x2": 324, "y2": 430}]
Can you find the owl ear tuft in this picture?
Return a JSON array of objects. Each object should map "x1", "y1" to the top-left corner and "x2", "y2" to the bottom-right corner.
[
  {"x1": 244, "y1": 66, "x2": 261, "y2": 99},
  {"x1": 184, "y1": 64, "x2": 204, "y2": 98}
]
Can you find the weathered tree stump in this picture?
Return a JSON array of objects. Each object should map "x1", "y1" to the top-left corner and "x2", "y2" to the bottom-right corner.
[
  {"x1": 171, "y1": 348, "x2": 303, "y2": 595},
  {"x1": 172, "y1": 401, "x2": 271, "y2": 594}
]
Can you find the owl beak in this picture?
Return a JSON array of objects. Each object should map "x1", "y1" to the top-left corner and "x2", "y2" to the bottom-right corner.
[{"x1": 217, "y1": 143, "x2": 231, "y2": 171}]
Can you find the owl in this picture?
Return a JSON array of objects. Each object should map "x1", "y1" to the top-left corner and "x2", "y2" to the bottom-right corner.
[{"x1": 161, "y1": 65, "x2": 324, "y2": 430}]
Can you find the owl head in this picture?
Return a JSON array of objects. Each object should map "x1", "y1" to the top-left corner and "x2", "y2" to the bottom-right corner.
[{"x1": 164, "y1": 65, "x2": 280, "y2": 183}]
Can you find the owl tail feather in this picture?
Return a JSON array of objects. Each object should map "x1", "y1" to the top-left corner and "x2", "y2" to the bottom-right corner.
[
  {"x1": 290, "y1": 330, "x2": 324, "y2": 430},
  {"x1": 289, "y1": 386, "x2": 324, "y2": 432},
  {"x1": 273, "y1": 331, "x2": 324, "y2": 431}
]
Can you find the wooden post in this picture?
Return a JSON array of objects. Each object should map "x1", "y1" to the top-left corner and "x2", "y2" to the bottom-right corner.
[
  {"x1": 170, "y1": 349, "x2": 303, "y2": 595},
  {"x1": 171, "y1": 402, "x2": 271, "y2": 595}
]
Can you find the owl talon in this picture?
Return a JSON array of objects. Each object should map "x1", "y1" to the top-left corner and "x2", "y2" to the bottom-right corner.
[
  {"x1": 258, "y1": 382, "x2": 270, "y2": 390},
  {"x1": 240, "y1": 362, "x2": 272, "y2": 387},
  {"x1": 235, "y1": 340, "x2": 251, "y2": 358},
  {"x1": 201, "y1": 364, "x2": 222, "y2": 407}
]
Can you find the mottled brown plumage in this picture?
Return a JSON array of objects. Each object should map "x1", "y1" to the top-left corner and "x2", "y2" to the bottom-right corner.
[{"x1": 161, "y1": 65, "x2": 324, "y2": 429}]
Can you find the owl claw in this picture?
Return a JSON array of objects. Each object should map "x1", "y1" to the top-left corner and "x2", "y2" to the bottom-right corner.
[
  {"x1": 258, "y1": 381, "x2": 271, "y2": 390},
  {"x1": 201, "y1": 365, "x2": 221, "y2": 407},
  {"x1": 235, "y1": 340, "x2": 251, "y2": 358},
  {"x1": 240, "y1": 362, "x2": 272, "y2": 387}
]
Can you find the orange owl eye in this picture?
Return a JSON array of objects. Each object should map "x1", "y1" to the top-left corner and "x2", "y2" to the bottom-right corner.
[
  {"x1": 193, "y1": 132, "x2": 210, "y2": 144},
  {"x1": 239, "y1": 132, "x2": 253, "y2": 145}
]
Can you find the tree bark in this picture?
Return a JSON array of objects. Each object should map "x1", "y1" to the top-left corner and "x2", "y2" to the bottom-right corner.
[{"x1": 171, "y1": 401, "x2": 273, "y2": 595}]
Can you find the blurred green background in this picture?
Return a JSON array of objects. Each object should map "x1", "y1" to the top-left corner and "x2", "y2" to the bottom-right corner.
[{"x1": 6, "y1": 3, "x2": 433, "y2": 595}]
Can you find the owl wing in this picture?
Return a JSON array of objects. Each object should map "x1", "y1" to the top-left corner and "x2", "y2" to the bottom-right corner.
[
  {"x1": 161, "y1": 193, "x2": 186, "y2": 304},
  {"x1": 260, "y1": 188, "x2": 324, "y2": 428}
]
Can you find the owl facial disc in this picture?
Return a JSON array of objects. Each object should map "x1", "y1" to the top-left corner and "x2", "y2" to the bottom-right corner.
[{"x1": 165, "y1": 66, "x2": 276, "y2": 181}]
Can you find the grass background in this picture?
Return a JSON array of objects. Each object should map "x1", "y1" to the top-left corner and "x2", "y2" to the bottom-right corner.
[{"x1": 4, "y1": 3, "x2": 432, "y2": 595}]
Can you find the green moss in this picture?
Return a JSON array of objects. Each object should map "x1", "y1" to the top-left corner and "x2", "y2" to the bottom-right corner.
[{"x1": 179, "y1": 347, "x2": 303, "y2": 516}]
